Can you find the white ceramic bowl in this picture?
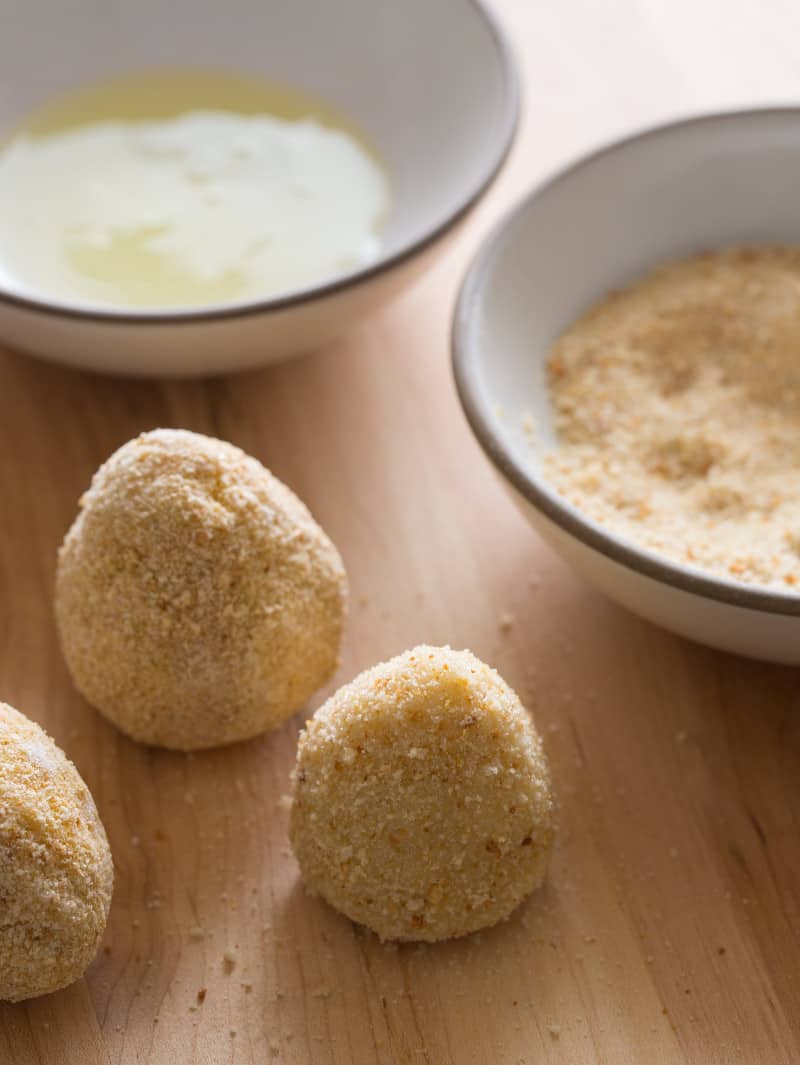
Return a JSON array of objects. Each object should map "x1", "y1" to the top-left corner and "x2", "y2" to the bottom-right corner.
[
  {"x1": 0, "y1": 0, "x2": 517, "y2": 378},
  {"x1": 453, "y1": 108, "x2": 800, "y2": 664}
]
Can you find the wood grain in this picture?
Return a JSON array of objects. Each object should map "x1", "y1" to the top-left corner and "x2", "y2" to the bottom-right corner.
[{"x1": 1, "y1": 1, "x2": 800, "y2": 1061}]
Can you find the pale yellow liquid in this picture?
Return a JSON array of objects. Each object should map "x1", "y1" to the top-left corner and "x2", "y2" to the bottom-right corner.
[{"x1": 0, "y1": 70, "x2": 389, "y2": 308}]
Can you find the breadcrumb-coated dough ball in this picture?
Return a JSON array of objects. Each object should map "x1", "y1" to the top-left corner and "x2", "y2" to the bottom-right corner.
[
  {"x1": 0, "y1": 703, "x2": 113, "y2": 1002},
  {"x1": 55, "y1": 429, "x2": 347, "y2": 750},
  {"x1": 289, "y1": 646, "x2": 555, "y2": 942}
]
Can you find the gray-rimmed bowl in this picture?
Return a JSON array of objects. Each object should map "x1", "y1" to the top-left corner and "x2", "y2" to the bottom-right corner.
[
  {"x1": 453, "y1": 107, "x2": 800, "y2": 663},
  {"x1": 0, "y1": 0, "x2": 518, "y2": 378}
]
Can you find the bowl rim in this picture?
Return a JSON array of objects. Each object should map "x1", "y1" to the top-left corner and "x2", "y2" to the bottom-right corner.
[
  {"x1": 452, "y1": 104, "x2": 800, "y2": 618},
  {"x1": 0, "y1": 0, "x2": 519, "y2": 326}
]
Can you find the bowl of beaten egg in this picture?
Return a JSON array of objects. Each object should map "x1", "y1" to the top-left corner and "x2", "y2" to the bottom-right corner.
[
  {"x1": 0, "y1": 0, "x2": 516, "y2": 377},
  {"x1": 454, "y1": 108, "x2": 800, "y2": 664}
]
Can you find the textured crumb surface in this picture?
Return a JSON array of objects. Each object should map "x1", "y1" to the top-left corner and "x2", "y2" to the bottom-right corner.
[
  {"x1": 289, "y1": 645, "x2": 555, "y2": 942},
  {"x1": 55, "y1": 429, "x2": 347, "y2": 750},
  {"x1": 0, "y1": 702, "x2": 113, "y2": 1002},
  {"x1": 544, "y1": 246, "x2": 800, "y2": 588}
]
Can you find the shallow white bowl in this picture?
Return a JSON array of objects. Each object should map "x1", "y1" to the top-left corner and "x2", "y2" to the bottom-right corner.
[
  {"x1": 453, "y1": 108, "x2": 800, "y2": 664},
  {"x1": 0, "y1": 0, "x2": 517, "y2": 378}
]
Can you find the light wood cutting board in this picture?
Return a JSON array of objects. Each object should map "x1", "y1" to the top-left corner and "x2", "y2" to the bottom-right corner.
[{"x1": 1, "y1": 1, "x2": 799, "y2": 1062}]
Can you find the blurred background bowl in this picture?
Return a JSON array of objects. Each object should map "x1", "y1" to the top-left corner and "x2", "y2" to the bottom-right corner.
[
  {"x1": 0, "y1": 0, "x2": 517, "y2": 377},
  {"x1": 453, "y1": 107, "x2": 800, "y2": 664}
]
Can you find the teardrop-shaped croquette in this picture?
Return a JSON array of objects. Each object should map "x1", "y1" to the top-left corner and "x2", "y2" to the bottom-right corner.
[
  {"x1": 0, "y1": 703, "x2": 113, "y2": 1002},
  {"x1": 290, "y1": 646, "x2": 555, "y2": 941},
  {"x1": 55, "y1": 429, "x2": 347, "y2": 750}
]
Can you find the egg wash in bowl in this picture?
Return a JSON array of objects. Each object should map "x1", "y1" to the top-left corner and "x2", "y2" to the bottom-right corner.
[{"x1": 0, "y1": 69, "x2": 390, "y2": 310}]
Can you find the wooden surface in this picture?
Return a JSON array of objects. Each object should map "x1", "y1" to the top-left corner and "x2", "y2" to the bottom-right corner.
[{"x1": 2, "y1": 2, "x2": 800, "y2": 1062}]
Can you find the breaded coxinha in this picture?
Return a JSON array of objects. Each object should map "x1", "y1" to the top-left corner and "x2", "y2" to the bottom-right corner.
[
  {"x1": 290, "y1": 645, "x2": 555, "y2": 942},
  {"x1": 0, "y1": 702, "x2": 113, "y2": 1002},
  {"x1": 55, "y1": 429, "x2": 347, "y2": 750}
]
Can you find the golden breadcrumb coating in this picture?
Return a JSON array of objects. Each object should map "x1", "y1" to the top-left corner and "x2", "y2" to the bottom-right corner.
[
  {"x1": 55, "y1": 429, "x2": 347, "y2": 750},
  {"x1": 0, "y1": 702, "x2": 113, "y2": 1002},
  {"x1": 289, "y1": 646, "x2": 555, "y2": 942}
]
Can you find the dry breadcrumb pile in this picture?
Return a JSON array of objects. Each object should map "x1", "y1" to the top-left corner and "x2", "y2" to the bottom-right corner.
[
  {"x1": 56, "y1": 429, "x2": 347, "y2": 750},
  {"x1": 289, "y1": 646, "x2": 555, "y2": 942},
  {"x1": 544, "y1": 247, "x2": 800, "y2": 587},
  {"x1": 0, "y1": 702, "x2": 113, "y2": 1002}
]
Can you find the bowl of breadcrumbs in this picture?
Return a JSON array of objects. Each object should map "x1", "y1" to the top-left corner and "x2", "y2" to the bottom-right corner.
[{"x1": 454, "y1": 107, "x2": 800, "y2": 663}]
